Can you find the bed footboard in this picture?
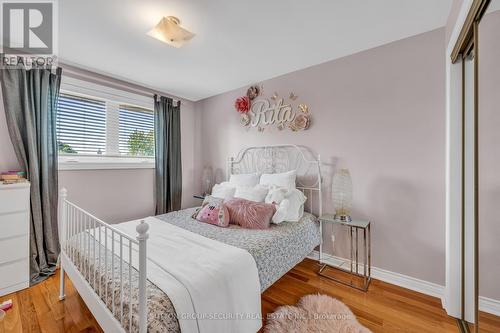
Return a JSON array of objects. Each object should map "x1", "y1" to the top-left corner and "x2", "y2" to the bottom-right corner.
[{"x1": 58, "y1": 188, "x2": 149, "y2": 333}]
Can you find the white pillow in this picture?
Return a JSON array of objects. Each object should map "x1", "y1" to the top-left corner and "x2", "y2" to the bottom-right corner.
[
  {"x1": 211, "y1": 183, "x2": 236, "y2": 200},
  {"x1": 271, "y1": 188, "x2": 307, "y2": 224},
  {"x1": 260, "y1": 170, "x2": 297, "y2": 189},
  {"x1": 234, "y1": 185, "x2": 269, "y2": 202},
  {"x1": 229, "y1": 173, "x2": 260, "y2": 187}
]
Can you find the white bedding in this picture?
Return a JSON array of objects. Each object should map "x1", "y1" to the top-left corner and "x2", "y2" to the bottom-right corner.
[{"x1": 113, "y1": 216, "x2": 262, "y2": 333}]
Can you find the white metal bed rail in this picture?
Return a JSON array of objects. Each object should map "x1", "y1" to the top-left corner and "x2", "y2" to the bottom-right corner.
[{"x1": 58, "y1": 188, "x2": 149, "y2": 333}]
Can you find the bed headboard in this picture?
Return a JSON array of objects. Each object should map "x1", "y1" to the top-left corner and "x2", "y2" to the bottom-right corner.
[{"x1": 228, "y1": 144, "x2": 322, "y2": 216}]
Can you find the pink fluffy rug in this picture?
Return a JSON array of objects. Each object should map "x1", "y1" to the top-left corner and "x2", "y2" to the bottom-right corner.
[{"x1": 264, "y1": 294, "x2": 372, "y2": 333}]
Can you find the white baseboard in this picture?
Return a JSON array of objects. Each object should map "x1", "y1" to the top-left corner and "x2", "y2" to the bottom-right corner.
[
  {"x1": 308, "y1": 251, "x2": 500, "y2": 317},
  {"x1": 308, "y1": 251, "x2": 444, "y2": 298},
  {"x1": 480, "y1": 296, "x2": 500, "y2": 317}
]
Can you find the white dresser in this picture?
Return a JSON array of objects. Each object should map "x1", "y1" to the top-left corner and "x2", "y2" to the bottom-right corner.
[{"x1": 0, "y1": 182, "x2": 30, "y2": 296}]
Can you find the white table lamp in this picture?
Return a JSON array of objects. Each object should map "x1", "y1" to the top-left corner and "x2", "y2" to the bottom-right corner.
[{"x1": 332, "y1": 168, "x2": 353, "y2": 222}]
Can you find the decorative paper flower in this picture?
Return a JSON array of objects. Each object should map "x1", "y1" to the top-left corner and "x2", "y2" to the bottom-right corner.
[
  {"x1": 240, "y1": 113, "x2": 250, "y2": 126},
  {"x1": 246, "y1": 86, "x2": 260, "y2": 100},
  {"x1": 290, "y1": 114, "x2": 310, "y2": 131},
  {"x1": 298, "y1": 103, "x2": 309, "y2": 114},
  {"x1": 235, "y1": 96, "x2": 250, "y2": 113}
]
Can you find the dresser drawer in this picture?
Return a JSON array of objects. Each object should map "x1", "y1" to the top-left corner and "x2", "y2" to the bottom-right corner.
[
  {"x1": 0, "y1": 186, "x2": 30, "y2": 214},
  {"x1": 0, "y1": 235, "x2": 29, "y2": 264},
  {"x1": 0, "y1": 211, "x2": 29, "y2": 239},
  {"x1": 0, "y1": 259, "x2": 29, "y2": 290}
]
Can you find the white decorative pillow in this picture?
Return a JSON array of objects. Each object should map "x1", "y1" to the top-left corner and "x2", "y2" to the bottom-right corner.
[
  {"x1": 229, "y1": 173, "x2": 260, "y2": 187},
  {"x1": 211, "y1": 182, "x2": 236, "y2": 200},
  {"x1": 271, "y1": 188, "x2": 307, "y2": 224},
  {"x1": 234, "y1": 185, "x2": 269, "y2": 203},
  {"x1": 260, "y1": 170, "x2": 297, "y2": 189}
]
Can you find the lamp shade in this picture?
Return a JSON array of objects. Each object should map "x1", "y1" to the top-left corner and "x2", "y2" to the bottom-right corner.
[
  {"x1": 147, "y1": 16, "x2": 195, "y2": 48},
  {"x1": 332, "y1": 169, "x2": 353, "y2": 221}
]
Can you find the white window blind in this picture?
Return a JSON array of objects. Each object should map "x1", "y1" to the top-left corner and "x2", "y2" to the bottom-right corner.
[
  {"x1": 56, "y1": 77, "x2": 157, "y2": 170},
  {"x1": 118, "y1": 105, "x2": 155, "y2": 157},
  {"x1": 56, "y1": 93, "x2": 107, "y2": 155}
]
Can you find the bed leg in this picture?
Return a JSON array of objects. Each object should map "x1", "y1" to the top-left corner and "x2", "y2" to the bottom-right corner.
[
  {"x1": 59, "y1": 265, "x2": 66, "y2": 301},
  {"x1": 137, "y1": 220, "x2": 150, "y2": 333}
]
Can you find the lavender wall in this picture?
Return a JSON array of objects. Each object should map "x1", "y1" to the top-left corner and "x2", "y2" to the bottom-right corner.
[
  {"x1": 59, "y1": 168, "x2": 154, "y2": 223},
  {"x1": 197, "y1": 28, "x2": 447, "y2": 284}
]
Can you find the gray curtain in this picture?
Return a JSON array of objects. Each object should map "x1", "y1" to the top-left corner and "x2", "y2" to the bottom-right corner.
[
  {"x1": 154, "y1": 95, "x2": 182, "y2": 214},
  {"x1": 0, "y1": 60, "x2": 62, "y2": 285}
]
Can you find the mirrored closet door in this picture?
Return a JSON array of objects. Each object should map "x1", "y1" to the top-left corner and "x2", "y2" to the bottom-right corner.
[
  {"x1": 478, "y1": 1, "x2": 500, "y2": 332},
  {"x1": 453, "y1": 11, "x2": 478, "y2": 333},
  {"x1": 451, "y1": 0, "x2": 500, "y2": 332}
]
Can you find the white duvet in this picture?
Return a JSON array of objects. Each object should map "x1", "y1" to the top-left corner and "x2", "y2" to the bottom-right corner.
[{"x1": 113, "y1": 216, "x2": 262, "y2": 333}]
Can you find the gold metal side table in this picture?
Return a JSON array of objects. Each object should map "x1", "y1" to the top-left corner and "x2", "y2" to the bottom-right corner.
[{"x1": 318, "y1": 214, "x2": 371, "y2": 291}]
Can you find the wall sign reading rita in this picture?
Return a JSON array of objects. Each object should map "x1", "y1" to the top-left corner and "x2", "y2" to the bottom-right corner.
[{"x1": 234, "y1": 85, "x2": 311, "y2": 132}]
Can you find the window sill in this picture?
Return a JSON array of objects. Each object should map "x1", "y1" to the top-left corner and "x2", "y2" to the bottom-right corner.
[{"x1": 58, "y1": 156, "x2": 155, "y2": 170}]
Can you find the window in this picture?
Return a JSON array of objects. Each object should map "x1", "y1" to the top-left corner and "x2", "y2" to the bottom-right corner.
[
  {"x1": 119, "y1": 105, "x2": 155, "y2": 157},
  {"x1": 56, "y1": 81, "x2": 155, "y2": 170},
  {"x1": 57, "y1": 93, "x2": 107, "y2": 155}
]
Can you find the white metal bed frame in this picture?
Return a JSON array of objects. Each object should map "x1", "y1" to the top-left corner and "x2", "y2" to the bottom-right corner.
[
  {"x1": 228, "y1": 144, "x2": 323, "y2": 216},
  {"x1": 228, "y1": 144, "x2": 324, "y2": 259},
  {"x1": 58, "y1": 144, "x2": 322, "y2": 333}
]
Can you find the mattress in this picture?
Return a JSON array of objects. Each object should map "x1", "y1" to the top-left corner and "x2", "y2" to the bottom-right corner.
[{"x1": 69, "y1": 208, "x2": 320, "y2": 332}]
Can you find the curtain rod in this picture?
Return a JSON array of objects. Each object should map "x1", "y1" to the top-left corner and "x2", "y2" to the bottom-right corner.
[{"x1": 59, "y1": 62, "x2": 185, "y2": 105}]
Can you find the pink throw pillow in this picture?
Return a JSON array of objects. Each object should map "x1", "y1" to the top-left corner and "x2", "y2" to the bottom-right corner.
[
  {"x1": 195, "y1": 202, "x2": 230, "y2": 227},
  {"x1": 224, "y1": 198, "x2": 276, "y2": 229}
]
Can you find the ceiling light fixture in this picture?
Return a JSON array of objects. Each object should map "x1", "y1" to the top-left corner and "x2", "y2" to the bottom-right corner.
[{"x1": 147, "y1": 16, "x2": 195, "y2": 48}]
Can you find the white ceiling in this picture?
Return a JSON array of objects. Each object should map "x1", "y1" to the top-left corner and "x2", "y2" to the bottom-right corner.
[
  {"x1": 486, "y1": 0, "x2": 500, "y2": 13},
  {"x1": 59, "y1": 0, "x2": 453, "y2": 101}
]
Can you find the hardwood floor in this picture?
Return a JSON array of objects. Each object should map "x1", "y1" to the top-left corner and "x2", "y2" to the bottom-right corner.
[
  {"x1": 0, "y1": 270, "x2": 102, "y2": 333},
  {"x1": 0, "y1": 258, "x2": 498, "y2": 332},
  {"x1": 262, "y1": 259, "x2": 460, "y2": 333}
]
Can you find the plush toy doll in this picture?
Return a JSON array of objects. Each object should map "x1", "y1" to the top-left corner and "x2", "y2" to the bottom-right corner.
[
  {"x1": 265, "y1": 185, "x2": 307, "y2": 224},
  {"x1": 265, "y1": 186, "x2": 290, "y2": 224},
  {"x1": 195, "y1": 202, "x2": 230, "y2": 227},
  {"x1": 200, "y1": 204, "x2": 220, "y2": 225},
  {"x1": 272, "y1": 198, "x2": 291, "y2": 224},
  {"x1": 264, "y1": 186, "x2": 288, "y2": 206}
]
